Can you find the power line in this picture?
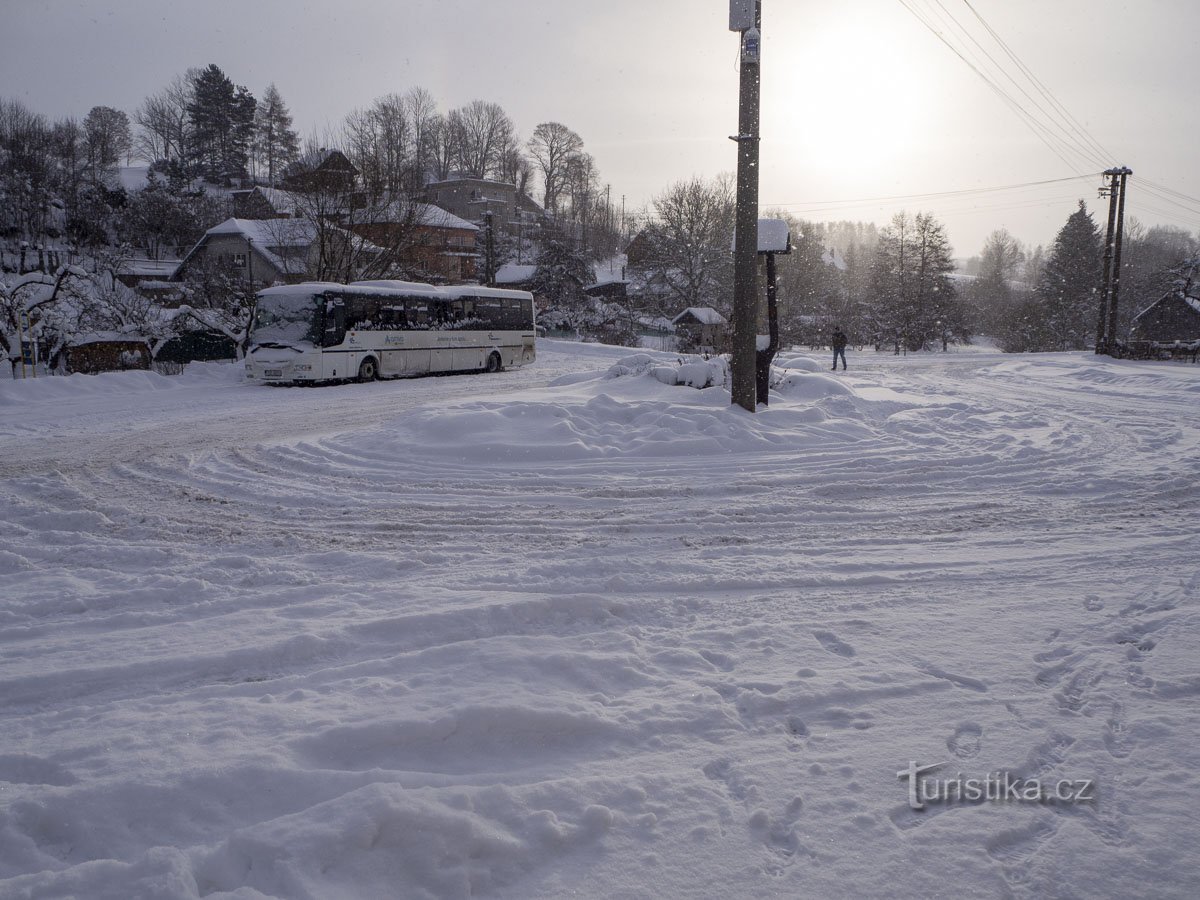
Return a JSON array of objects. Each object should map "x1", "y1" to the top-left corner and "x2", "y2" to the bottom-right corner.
[
  {"x1": 765, "y1": 174, "x2": 1096, "y2": 211},
  {"x1": 927, "y1": 0, "x2": 1107, "y2": 170},
  {"x1": 896, "y1": 0, "x2": 1092, "y2": 175},
  {"x1": 959, "y1": 0, "x2": 1114, "y2": 166}
]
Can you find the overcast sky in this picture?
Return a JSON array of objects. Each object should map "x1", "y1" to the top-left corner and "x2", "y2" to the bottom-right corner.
[{"x1": 3, "y1": 0, "x2": 1197, "y2": 257}]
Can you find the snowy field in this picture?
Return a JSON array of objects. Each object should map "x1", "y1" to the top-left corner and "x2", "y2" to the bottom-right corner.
[{"x1": 1, "y1": 340, "x2": 1198, "y2": 899}]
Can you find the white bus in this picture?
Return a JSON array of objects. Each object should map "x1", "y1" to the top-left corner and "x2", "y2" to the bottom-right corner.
[{"x1": 245, "y1": 280, "x2": 536, "y2": 384}]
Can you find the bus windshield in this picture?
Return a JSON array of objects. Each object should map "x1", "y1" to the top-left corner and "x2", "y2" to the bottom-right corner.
[{"x1": 251, "y1": 293, "x2": 323, "y2": 347}]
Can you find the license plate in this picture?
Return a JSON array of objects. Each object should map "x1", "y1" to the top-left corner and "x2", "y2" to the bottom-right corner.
[{"x1": 264, "y1": 369, "x2": 282, "y2": 377}]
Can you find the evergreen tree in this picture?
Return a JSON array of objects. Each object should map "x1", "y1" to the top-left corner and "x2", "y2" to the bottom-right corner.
[
  {"x1": 187, "y1": 64, "x2": 256, "y2": 183},
  {"x1": 871, "y1": 211, "x2": 959, "y2": 351},
  {"x1": 253, "y1": 83, "x2": 299, "y2": 187},
  {"x1": 530, "y1": 237, "x2": 594, "y2": 307},
  {"x1": 1035, "y1": 201, "x2": 1102, "y2": 350}
]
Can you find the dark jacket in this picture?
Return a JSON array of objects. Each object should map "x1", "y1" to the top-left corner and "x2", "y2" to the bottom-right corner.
[{"x1": 832, "y1": 330, "x2": 848, "y2": 350}]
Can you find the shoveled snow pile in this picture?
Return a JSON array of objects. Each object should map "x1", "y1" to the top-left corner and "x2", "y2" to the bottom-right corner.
[{"x1": 1, "y1": 341, "x2": 1199, "y2": 898}]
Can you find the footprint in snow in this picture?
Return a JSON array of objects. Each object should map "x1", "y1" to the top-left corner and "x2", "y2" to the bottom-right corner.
[
  {"x1": 947, "y1": 723, "x2": 983, "y2": 759},
  {"x1": 812, "y1": 630, "x2": 855, "y2": 657}
]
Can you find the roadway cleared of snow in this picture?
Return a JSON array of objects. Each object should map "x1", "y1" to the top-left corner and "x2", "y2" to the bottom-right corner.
[{"x1": 1, "y1": 342, "x2": 1198, "y2": 898}]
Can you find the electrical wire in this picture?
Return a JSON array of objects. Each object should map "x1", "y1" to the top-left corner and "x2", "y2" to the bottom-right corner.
[
  {"x1": 896, "y1": 0, "x2": 1092, "y2": 175},
  {"x1": 898, "y1": 0, "x2": 1200, "y2": 230},
  {"x1": 959, "y1": 0, "x2": 1114, "y2": 165}
]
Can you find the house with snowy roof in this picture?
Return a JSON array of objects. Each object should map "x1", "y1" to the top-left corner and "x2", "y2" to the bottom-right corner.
[
  {"x1": 423, "y1": 178, "x2": 545, "y2": 238},
  {"x1": 672, "y1": 307, "x2": 728, "y2": 353},
  {"x1": 172, "y1": 218, "x2": 324, "y2": 286},
  {"x1": 230, "y1": 186, "x2": 300, "y2": 220},
  {"x1": 1130, "y1": 288, "x2": 1200, "y2": 345},
  {"x1": 280, "y1": 149, "x2": 358, "y2": 194},
  {"x1": 346, "y1": 202, "x2": 479, "y2": 282}
]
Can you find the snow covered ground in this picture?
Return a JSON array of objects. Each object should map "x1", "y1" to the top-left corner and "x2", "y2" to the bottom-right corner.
[{"x1": 1, "y1": 341, "x2": 1198, "y2": 899}]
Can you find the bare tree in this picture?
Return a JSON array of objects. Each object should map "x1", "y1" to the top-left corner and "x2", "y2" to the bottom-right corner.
[
  {"x1": 402, "y1": 86, "x2": 440, "y2": 194},
  {"x1": 427, "y1": 114, "x2": 456, "y2": 182},
  {"x1": 343, "y1": 94, "x2": 413, "y2": 196},
  {"x1": 132, "y1": 72, "x2": 195, "y2": 165},
  {"x1": 83, "y1": 106, "x2": 132, "y2": 186},
  {"x1": 632, "y1": 175, "x2": 736, "y2": 315},
  {"x1": 447, "y1": 100, "x2": 514, "y2": 180},
  {"x1": 527, "y1": 122, "x2": 583, "y2": 214}
]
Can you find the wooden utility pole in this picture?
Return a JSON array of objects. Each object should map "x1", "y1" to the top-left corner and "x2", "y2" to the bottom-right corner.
[
  {"x1": 730, "y1": 0, "x2": 762, "y2": 412},
  {"x1": 1095, "y1": 170, "x2": 1120, "y2": 354},
  {"x1": 1095, "y1": 167, "x2": 1132, "y2": 356},
  {"x1": 1106, "y1": 168, "x2": 1131, "y2": 353}
]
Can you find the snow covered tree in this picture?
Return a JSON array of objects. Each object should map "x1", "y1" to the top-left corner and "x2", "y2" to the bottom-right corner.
[
  {"x1": 253, "y1": 84, "x2": 299, "y2": 187},
  {"x1": 871, "y1": 211, "x2": 960, "y2": 351},
  {"x1": 530, "y1": 236, "x2": 594, "y2": 306},
  {"x1": 631, "y1": 175, "x2": 735, "y2": 317},
  {"x1": 187, "y1": 65, "x2": 257, "y2": 183},
  {"x1": 968, "y1": 229, "x2": 1028, "y2": 340},
  {"x1": 0, "y1": 266, "x2": 96, "y2": 375},
  {"x1": 1034, "y1": 201, "x2": 1102, "y2": 350},
  {"x1": 118, "y1": 173, "x2": 223, "y2": 259},
  {"x1": 770, "y1": 215, "x2": 842, "y2": 345},
  {"x1": 176, "y1": 258, "x2": 255, "y2": 359}
]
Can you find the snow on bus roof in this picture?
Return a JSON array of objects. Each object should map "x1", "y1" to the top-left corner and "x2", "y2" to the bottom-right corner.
[{"x1": 257, "y1": 282, "x2": 534, "y2": 303}]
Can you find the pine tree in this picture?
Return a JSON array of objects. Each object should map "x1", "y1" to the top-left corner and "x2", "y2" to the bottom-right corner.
[
  {"x1": 187, "y1": 64, "x2": 256, "y2": 183},
  {"x1": 1036, "y1": 201, "x2": 1102, "y2": 350},
  {"x1": 254, "y1": 83, "x2": 299, "y2": 186},
  {"x1": 871, "y1": 211, "x2": 959, "y2": 351}
]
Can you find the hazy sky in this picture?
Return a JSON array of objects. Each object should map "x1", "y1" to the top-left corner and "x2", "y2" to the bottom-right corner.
[{"x1": 3, "y1": 0, "x2": 1197, "y2": 257}]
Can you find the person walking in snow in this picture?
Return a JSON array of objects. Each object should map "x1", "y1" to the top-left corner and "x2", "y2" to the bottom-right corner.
[{"x1": 831, "y1": 328, "x2": 848, "y2": 371}]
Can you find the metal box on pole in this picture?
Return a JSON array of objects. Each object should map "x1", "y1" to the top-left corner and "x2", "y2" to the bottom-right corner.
[{"x1": 730, "y1": 0, "x2": 755, "y2": 31}]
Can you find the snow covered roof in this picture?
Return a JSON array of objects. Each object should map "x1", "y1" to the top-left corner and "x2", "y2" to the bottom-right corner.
[
  {"x1": 414, "y1": 203, "x2": 477, "y2": 231},
  {"x1": 206, "y1": 218, "x2": 317, "y2": 247},
  {"x1": 72, "y1": 331, "x2": 149, "y2": 346},
  {"x1": 495, "y1": 263, "x2": 537, "y2": 285},
  {"x1": 731, "y1": 219, "x2": 792, "y2": 254},
  {"x1": 1186, "y1": 296, "x2": 1200, "y2": 315},
  {"x1": 118, "y1": 166, "x2": 150, "y2": 192},
  {"x1": 117, "y1": 258, "x2": 180, "y2": 278},
  {"x1": 672, "y1": 307, "x2": 727, "y2": 327}
]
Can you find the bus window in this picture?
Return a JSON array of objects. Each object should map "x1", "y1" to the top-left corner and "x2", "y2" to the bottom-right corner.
[
  {"x1": 502, "y1": 298, "x2": 523, "y2": 328},
  {"x1": 475, "y1": 297, "x2": 502, "y2": 328},
  {"x1": 380, "y1": 304, "x2": 407, "y2": 328},
  {"x1": 430, "y1": 300, "x2": 452, "y2": 328},
  {"x1": 405, "y1": 299, "x2": 429, "y2": 327},
  {"x1": 322, "y1": 298, "x2": 346, "y2": 347}
]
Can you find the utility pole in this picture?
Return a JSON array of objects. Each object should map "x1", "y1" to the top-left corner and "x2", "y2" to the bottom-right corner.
[
  {"x1": 1106, "y1": 167, "x2": 1131, "y2": 354},
  {"x1": 1095, "y1": 170, "x2": 1120, "y2": 354},
  {"x1": 1095, "y1": 166, "x2": 1132, "y2": 356},
  {"x1": 483, "y1": 211, "x2": 496, "y2": 286},
  {"x1": 730, "y1": 0, "x2": 762, "y2": 412}
]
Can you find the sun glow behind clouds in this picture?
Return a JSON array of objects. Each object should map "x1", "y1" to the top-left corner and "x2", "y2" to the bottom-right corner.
[{"x1": 761, "y1": 7, "x2": 954, "y2": 192}]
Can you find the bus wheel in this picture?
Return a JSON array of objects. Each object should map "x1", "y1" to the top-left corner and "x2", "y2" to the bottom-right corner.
[
  {"x1": 484, "y1": 352, "x2": 503, "y2": 373},
  {"x1": 357, "y1": 357, "x2": 379, "y2": 382}
]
